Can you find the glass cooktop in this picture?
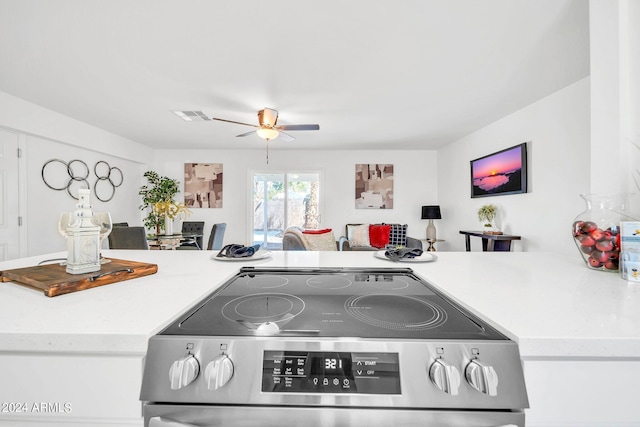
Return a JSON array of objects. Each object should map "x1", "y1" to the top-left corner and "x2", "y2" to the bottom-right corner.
[{"x1": 160, "y1": 267, "x2": 506, "y2": 340}]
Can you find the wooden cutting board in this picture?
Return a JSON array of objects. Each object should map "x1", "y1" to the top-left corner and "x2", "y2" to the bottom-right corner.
[{"x1": 0, "y1": 258, "x2": 158, "y2": 297}]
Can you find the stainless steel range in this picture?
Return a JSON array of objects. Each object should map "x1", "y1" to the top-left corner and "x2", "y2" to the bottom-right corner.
[{"x1": 140, "y1": 267, "x2": 528, "y2": 427}]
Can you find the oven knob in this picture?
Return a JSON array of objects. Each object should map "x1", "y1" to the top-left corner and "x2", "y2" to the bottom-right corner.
[
  {"x1": 465, "y1": 360, "x2": 498, "y2": 396},
  {"x1": 429, "y1": 359, "x2": 461, "y2": 395},
  {"x1": 169, "y1": 355, "x2": 200, "y2": 390},
  {"x1": 205, "y1": 355, "x2": 234, "y2": 390}
]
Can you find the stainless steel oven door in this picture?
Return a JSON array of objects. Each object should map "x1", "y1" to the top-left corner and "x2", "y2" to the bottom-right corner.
[{"x1": 145, "y1": 404, "x2": 524, "y2": 427}]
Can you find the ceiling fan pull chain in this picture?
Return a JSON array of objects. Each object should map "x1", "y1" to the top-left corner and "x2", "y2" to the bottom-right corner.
[{"x1": 266, "y1": 139, "x2": 269, "y2": 164}]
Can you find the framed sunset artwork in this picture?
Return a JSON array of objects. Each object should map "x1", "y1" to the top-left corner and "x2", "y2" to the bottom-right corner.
[{"x1": 470, "y1": 143, "x2": 527, "y2": 198}]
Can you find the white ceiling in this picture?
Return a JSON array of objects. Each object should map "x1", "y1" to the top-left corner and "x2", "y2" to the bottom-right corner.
[{"x1": 0, "y1": 0, "x2": 590, "y2": 151}]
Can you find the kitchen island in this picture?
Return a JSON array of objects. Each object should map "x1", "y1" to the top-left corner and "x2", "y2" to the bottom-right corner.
[{"x1": 1, "y1": 250, "x2": 638, "y2": 427}]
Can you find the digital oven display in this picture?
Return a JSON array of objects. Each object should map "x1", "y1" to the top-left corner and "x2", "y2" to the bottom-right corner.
[{"x1": 262, "y1": 351, "x2": 400, "y2": 394}]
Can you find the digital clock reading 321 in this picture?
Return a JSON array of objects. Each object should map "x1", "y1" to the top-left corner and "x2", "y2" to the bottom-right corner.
[{"x1": 324, "y1": 358, "x2": 343, "y2": 371}]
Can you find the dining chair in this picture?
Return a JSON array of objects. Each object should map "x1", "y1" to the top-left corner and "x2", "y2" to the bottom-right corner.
[
  {"x1": 108, "y1": 226, "x2": 149, "y2": 249},
  {"x1": 207, "y1": 223, "x2": 227, "y2": 250},
  {"x1": 179, "y1": 221, "x2": 205, "y2": 249}
]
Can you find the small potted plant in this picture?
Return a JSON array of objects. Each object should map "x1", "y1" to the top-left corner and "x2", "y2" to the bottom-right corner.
[{"x1": 477, "y1": 204, "x2": 501, "y2": 234}]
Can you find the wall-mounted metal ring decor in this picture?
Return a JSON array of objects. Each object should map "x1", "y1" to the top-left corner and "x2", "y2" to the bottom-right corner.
[
  {"x1": 42, "y1": 159, "x2": 124, "y2": 201},
  {"x1": 93, "y1": 161, "x2": 123, "y2": 202},
  {"x1": 41, "y1": 159, "x2": 90, "y2": 199}
]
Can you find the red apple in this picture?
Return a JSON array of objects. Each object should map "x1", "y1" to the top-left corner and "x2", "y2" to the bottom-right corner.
[
  {"x1": 595, "y1": 239, "x2": 614, "y2": 252},
  {"x1": 589, "y1": 228, "x2": 605, "y2": 241},
  {"x1": 576, "y1": 235, "x2": 596, "y2": 247},
  {"x1": 588, "y1": 256, "x2": 603, "y2": 268},
  {"x1": 590, "y1": 250, "x2": 610, "y2": 263},
  {"x1": 573, "y1": 221, "x2": 585, "y2": 236},
  {"x1": 581, "y1": 221, "x2": 597, "y2": 233},
  {"x1": 604, "y1": 259, "x2": 619, "y2": 270},
  {"x1": 580, "y1": 245, "x2": 594, "y2": 254}
]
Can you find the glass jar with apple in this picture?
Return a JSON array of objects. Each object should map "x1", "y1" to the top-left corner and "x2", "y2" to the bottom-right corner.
[{"x1": 572, "y1": 193, "x2": 636, "y2": 271}]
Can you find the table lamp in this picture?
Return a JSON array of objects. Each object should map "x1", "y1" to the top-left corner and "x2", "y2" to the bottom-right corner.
[{"x1": 421, "y1": 205, "x2": 442, "y2": 241}]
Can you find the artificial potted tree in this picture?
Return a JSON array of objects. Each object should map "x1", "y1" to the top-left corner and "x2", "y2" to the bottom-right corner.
[
  {"x1": 139, "y1": 171, "x2": 180, "y2": 234},
  {"x1": 477, "y1": 204, "x2": 501, "y2": 235}
]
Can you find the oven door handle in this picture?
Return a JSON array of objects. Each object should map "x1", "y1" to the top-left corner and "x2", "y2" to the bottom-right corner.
[
  {"x1": 149, "y1": 417, "x2": 197, "y2": 427},
  {"x1": 149, "y1": 417, "x2": 518, "y2": 427}
]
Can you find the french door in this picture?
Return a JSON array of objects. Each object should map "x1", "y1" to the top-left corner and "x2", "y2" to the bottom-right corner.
[{"x1": 252, "y1": 171, "x2": 321, "y2": 249}]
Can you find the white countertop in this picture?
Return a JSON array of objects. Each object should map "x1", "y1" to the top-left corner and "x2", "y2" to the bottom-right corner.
[{"x1": 1, "y1": 250, "x2": 639, "y2": 359}]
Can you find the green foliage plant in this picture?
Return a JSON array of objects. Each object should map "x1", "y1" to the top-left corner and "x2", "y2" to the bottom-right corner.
[
  {"x1": 139, "y1": 171, "x2": 180, "y2": 232},
  {"x1": 477, "y1": 204, "x2": 497, "y2": 227}
]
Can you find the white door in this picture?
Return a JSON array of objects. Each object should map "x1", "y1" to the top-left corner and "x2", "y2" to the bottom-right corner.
[{"x1": 0, "y1": 129, "x2": 20, "y2": 260}]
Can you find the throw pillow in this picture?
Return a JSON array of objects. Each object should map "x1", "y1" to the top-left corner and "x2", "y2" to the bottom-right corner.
[
  {"x1": 348, "y1": 224, "x2": 371, "y2": 247},
  {"x1": 302, "y1": 229, "x2": 337, "y2": 251},
  {"x1": 387, "y1": 223, "x2": 408, "y2": 247},
  {"x1": 369, "y1": 224, "x2": 391, "y2": 248}
]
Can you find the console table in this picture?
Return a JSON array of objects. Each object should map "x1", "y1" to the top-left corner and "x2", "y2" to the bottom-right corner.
[
  {"x1": 459, "y1": 230, "x2": 521, "y2": 252},
  {"x1": 420, "y1": 239, "x2": 445, "y2": 252}
]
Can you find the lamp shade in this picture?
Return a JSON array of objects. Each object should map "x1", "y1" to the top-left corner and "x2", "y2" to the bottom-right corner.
[
  {"x1": 421, "y1": 205, "x2": 442, "y2": 220},
  {"x1": 256, "y1": 127, "x2": 280, "y2": 140}
]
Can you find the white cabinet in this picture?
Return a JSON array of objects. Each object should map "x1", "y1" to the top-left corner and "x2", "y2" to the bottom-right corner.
[
  {"x1": 523, "y1": 359, "x2": 640, "y2": 426},
  {"x1": 0, "y1": 352, "x2": 144, "y2": 426}
]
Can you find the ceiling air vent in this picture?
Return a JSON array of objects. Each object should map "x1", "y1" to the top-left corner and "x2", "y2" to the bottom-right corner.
[{"x1": 172, "y1": 110, "x2": 211, "y2": 121}]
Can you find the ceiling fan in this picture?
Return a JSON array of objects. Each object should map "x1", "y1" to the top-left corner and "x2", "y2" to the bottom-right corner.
[{"x1": 211, "y1": 107, "x2": 320, "y2": 142}]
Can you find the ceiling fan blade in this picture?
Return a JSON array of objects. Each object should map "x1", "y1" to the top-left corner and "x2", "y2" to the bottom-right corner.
[
  {"x1": 277, "y1": 124, "x2": 320, "y2": 131},
  {"x1": 211, "y1": 117, "x2": 259, "y2": 128},
  {"x1": 236, "y1": 130, "x2": 256, "y2": 137},
  {"x1": 258, "y1": 108, "x2": 279, "y2": 127},
  {"x1": 278, "y1": 131, "x2": 295, "y2": 142}
]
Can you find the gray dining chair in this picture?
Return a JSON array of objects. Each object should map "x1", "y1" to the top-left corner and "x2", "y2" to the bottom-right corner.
[
  {"x1": 179, "y1": 221, "x2": 205, "y2": 250},
  {"x1": 108, "y1": 226, "x2": 149, "y2": 249},
  {"x1": 207, "y1": 223, "x2": 227, "y2": 250}
]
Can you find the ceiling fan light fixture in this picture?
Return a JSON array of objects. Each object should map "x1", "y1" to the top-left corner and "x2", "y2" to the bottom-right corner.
[{"x1": 256, "y1": 128, "x2": 279, "y2": 140}]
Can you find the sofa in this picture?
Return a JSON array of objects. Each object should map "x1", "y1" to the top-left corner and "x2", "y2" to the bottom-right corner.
[
  {"x1": 282, "y1": 227, "x2": 341, "y2": 251},
  {"x1": 340, "y1": 223, "x2": 422, "y2": 251},
  {"x1": 282, "y1": 224, "x2": 421, "y2": 251}
]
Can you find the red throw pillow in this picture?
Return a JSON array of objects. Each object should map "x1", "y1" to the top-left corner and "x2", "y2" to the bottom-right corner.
[
  {"x1": 369, "y1": 224, "x2": 391, "y2": 248},
  {"x1": 302, "y1": 228, "x2": 332, "y2": 235}
]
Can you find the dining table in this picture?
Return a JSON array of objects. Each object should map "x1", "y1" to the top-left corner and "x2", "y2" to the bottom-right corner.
[{"x1": 146, "y1": 232, "x2": 203, "y2": 250}]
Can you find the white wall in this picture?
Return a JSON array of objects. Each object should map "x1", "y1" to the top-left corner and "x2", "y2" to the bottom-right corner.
[
  {"x1": 0, "y1": 91, "x2": 152, "y2": 162},
  {"x1": 0, "y1": 90, "x2": 437, "y2": 256},
  {"x1": 589, "y1": 0, "x2": 624, "y2": 194},
  {"x1": 437, "y1": 78, "x2": 591, "y2": 255},
  {"x1": 2, "y1": 77, "x2": 592, "y2": 258},
  {"x1": 153, "y1": 149, "x2": 438, "y2": 247},
  {"x1": 623, "y1": 0, "x2": 640, "y2": 213},
  {"x1": 0, "y1": 91, "x2": 151, "y2": 257},
  {"x1": 25, "y1": 134, "x2": 145, "y2": 255},
  {"x1": 589, "y1": 0, "x2": 640, "y2": 213}
]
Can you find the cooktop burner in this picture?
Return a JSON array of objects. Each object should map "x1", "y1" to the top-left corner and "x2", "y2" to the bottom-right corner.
[
  {"x1": 344, "y1": 294, "x2": 447, "y2": 331},
  {"x1": 162, "y1": 267, "x2": 506, "y2": 340}
]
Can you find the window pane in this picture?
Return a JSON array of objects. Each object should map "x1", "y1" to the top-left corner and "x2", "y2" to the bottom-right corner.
[
  {"x1": 253, "y1": 173, "x2": 285, "y2": 249},
  {"x1": 252, "y1": 171, "x2": 321, "y2": 250},
  {"x1": 287, "y1": 173, "x2": 320, "y2": 229}
]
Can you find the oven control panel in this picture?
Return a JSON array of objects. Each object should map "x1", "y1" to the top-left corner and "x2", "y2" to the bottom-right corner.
[{"x1": 262, "y1": 351, "x2": 400, "y2": 394}]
